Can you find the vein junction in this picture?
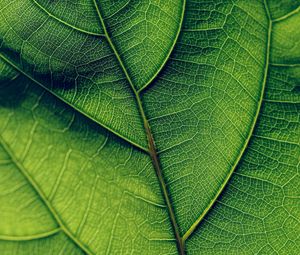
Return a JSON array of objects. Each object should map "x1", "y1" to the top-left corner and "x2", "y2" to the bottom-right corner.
[{"x1": 92, "y1": 1, "x2": 185, "y2": 254}]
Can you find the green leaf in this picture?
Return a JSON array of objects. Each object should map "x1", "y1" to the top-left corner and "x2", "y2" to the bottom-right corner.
[
  {"x1": 0, "y1": 0, "x2": 299, "y2": 254},
  {"x1": 0, "y1": 232, "x2": 85, "y2": 255},
  {"x1": 0, "y1": 143, "x2": 58, "y2": 240}
]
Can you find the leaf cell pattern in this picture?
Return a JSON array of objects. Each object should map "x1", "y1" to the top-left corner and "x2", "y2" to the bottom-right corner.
[{"x1": 0, "y1": 0, "x2": 299, "y2": 254}]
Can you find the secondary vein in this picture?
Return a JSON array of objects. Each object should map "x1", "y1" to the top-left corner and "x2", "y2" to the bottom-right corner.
[
  {"x1": 272, "y1": 5, "x2": 300, "y2": 23},
  {"x1": 181, "y1": 0, "x2": 273, "y2": 242},
  {"x1": 0, "y1": 228, "x2": 61, "y2": 241},
  {"x1": 92, "y1": 1, "x2": 185, "y2": 254},
  {"x1": 31, "y1": 0, "x2": 105, "y2": 37},
  {"x1": 0, "y1": 54, "x2": 148, "y2": 153},
  {"x1": 0, "y1": 136, "x2": 94, "y2": 255}
]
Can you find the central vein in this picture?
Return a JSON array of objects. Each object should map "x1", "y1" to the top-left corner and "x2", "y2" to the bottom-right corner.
[{"x1": 92, "y1": 1, "x2": 185, "y2": 254}]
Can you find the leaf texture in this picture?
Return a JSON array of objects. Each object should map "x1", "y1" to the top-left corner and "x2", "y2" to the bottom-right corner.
[
  {"x1": 0, "y1": 0, "x2": 299, "y2": 254},
  {"x1": 0, "y1": 232, "x2": 84, "y2": 255}
]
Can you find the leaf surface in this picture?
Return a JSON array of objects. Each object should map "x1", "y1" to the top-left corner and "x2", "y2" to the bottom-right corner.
[
  {"x1": 0, "y1": 232, "x2": 84, "y2": 255},
  {"x1": 0, "y1": 0, "x2": 299, "y2": 254}
]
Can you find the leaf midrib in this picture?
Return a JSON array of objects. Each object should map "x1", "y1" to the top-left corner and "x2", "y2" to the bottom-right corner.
[
  {"x1": 0, "y1": 1, "x2": 273, "y2": 254},
  {"x1": 92, "y1": 1, "x2": 185, "y2": 253},
  {"x1": 0, "y1": 0, "x2": 186, "y2": 252}
]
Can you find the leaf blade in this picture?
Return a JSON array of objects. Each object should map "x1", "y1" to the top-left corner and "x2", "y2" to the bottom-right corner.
[{"x1": 0, "y1": 0, "x2": 299, "y2": 254}]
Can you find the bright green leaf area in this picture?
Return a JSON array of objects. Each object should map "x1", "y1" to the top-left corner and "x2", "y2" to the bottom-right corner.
[{"x1": 0, "y1": 0, "x2": 299, "y2": 254}]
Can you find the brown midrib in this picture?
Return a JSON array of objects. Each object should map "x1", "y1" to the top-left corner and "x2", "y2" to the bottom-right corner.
[{"x1": 92, "y1": 1, "x2": 185, "y2": 254}]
